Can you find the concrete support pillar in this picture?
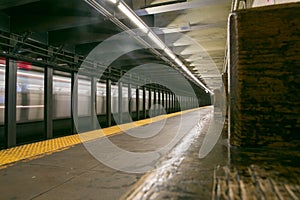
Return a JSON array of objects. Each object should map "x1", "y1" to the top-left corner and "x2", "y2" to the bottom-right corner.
[
  {"x1": 91, "y1": 77, "x2": 97, "y2": 129},
  {"x1": 136, "y1": 87, "x2": 139, "y2": 120},
  {"x1": 106, "y1": 74, "x2": 111, "y2": 127},
  {"x1": 148, "y1": 87, "x2": 151, "y2": 110},
  {"x1": 157, "y1": 89, "x2": 161, "y2": 115},
  {"x1": 153, "y1": 88, "x2": 156, "y2": 116},
  {"x1": 118, "y1": 78, "x2": 123, "y2": 124},
  {"x1": 229, "y1": 4, "x2": 300, "y2": 147},
  {"x1": 128, "y1": 83, "x2": 132, "y2": 119},
  {"x1": 142, "y1": 86, "x2": 146, "y2": 119},
  {"x1": 71, "y1": 72, "x2": 78, "y2": 134},
  {"x1": 5, "y1": 59, "x2": 17, "y2": 148},
  {"x1": 44, "y1": 67, "x2": 53, "y2": 139}
]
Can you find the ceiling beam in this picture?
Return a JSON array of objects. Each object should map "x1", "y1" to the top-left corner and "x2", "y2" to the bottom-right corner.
[
  {"x1": 157, "y1": 22, "x2": 227, "y2": 34},
  {"x1": 135, "y1": 0, "x2": 228, "y2": 16}
]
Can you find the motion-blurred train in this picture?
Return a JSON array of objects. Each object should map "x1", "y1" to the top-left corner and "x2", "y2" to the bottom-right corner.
[
  {"x1": 0, "y1": 60, "x2": 153, "y2": 123},
  {"x1": 0, "y1": 59, "x2": 193, "y2": 123},
  {"x1": 0, "y1": 58, "x2": 199, "y2": 146}
]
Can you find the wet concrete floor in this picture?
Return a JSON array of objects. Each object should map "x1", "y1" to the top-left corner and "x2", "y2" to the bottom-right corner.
[
  {"x1": 1, "y1": 106, "x2": 299, "y2": 200},
  {"x1": 123, "y1": 109, "x2": 300, "y2": 200},
  {"x1": 0, "y1": 107, "x2": 213, "y2": 200}
]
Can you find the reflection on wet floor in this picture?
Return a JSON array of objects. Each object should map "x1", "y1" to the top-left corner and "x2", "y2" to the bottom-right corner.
[
  {"x1": 123, "y1": 107, "x2": 229, "y2": 200},
  {"x1": 123, "y1": 107, "x2": 300, "y2": 200}
]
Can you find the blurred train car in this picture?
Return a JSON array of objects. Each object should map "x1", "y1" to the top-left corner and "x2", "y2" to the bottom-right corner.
[
  {"x1": 0, "y1": 59, "x2": 162, "y2": 146},
  {"x1": 0, "y1": 58, "x2": 198, "y2": 147}
]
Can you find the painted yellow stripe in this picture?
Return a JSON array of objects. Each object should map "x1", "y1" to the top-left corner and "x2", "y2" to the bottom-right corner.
[{"x1": 0, "y1": 107, "x2": 207, "y2": 168}]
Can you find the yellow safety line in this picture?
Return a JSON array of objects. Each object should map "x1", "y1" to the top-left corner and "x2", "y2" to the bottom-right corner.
[{"x1": 0, "y1": 107, "x2": 207, "y2": 168}]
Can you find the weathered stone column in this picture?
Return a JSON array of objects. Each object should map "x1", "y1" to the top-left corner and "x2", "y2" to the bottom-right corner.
[{"x1": 229, "y1": 3, "x2": 300, "y2": 147}]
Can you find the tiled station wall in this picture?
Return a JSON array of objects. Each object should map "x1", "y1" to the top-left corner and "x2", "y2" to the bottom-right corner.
[{"x1": 228, "y1": 3, "x2": 300, "y2": 147}]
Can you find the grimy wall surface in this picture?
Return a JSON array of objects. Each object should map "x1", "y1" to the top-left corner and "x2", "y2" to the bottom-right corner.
[{"x1": 229, "y1": 3, "x2": 300, "y2": 147}]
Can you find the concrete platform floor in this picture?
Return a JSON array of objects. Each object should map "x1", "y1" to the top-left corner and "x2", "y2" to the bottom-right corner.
[
  {"x1": 0, "y1": 107, "x2": 216, "y2": 200},
  {"x1": 1, "y1": 106, "x2": 299, "y2": 200}
]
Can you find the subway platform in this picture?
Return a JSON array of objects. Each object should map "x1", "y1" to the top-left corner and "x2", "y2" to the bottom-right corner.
[{"x1": 0, "y1": 106, "x2": 299, "y2": 200}]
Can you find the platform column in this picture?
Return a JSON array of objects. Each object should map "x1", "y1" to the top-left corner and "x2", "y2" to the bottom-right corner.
[
  {"x1": 128, "y1": 82, "x2": 132, "y2": 119},
  {"x1": 157, "y1": 89, "x2": 161, "y2": 115},
  {"x1": 170, "y1": 93, "x2": 173, "y2": 112},
  {"x1": 136, "y1": 87, "x2": 139, "y2": 120},
  {"x1": 170, "y1": 92, "x2": 173, "y2": 113},
  {"x1": 148, "y1": 87, "x2": 151, "y2": 117},
  {"x1": 44, "y1": 67, "x2": 53, "y2": 139},
  {"x1": 165, "y1": 91, "x2": 168, "y2": 113},
  {"x1": 106, "y1": 72, "x2": 112, "y2": 127},
  {"x1": 167, "y1": 92, "x2": 170, "y2": 113},
  {"x1": 91, "y1": 77, "x2": 97, "y2": 129},
  {"x1": 228, "y1": 5, "x2": 300, "y2": 147},
  {"x1": 161, "y1": 90, "x2": 165, "y2": 113},
  {"x1": 118, "y1": 73, "x2": 123, "y2": 124},
  {"x1": 153, "y1": 88, "x2": 156, "y2": 116},
  {"x1": 5, "y1": 59, "x2": 17, "y2": 148},
  {"x1": 165, "y1": 91, "x2": 168, "y2": 112},
  {"x1": 142, "y1": 86, "x2": 146, "y2": 119},
  {"x1": 71, "y1": 72, "x2": 78, "y2": 134}
]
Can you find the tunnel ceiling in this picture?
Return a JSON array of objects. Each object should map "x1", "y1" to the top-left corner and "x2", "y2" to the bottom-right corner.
[{"x1": 0, "y1": 0, "x2": 231, "y2": 92}]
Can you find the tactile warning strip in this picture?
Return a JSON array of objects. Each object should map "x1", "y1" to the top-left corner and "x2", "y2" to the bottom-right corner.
[{"x1": 0, "y1": 107, "x2": 206, "y2": 168}]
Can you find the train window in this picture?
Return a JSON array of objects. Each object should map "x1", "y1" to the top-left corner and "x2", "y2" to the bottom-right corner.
[
  {"x1": 0, "y1": 58, "x2": 5, "y2": 125},
  {"x1": 16, "y1": 64, "x2": 44, "y2": 122},
  {"x1": 53, "y1": 71, "x2": 71, "y2": 118},
  {"x1": 78, "y1": 76, "x2": 91, "y2": 116},
  {"x1": 96, "y1": 81, "x2": 106, "y2": 115}
]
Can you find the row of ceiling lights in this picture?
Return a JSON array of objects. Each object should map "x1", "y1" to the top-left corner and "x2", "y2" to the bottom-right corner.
[{"x1": 86, "y1": 0, "x2": 213, "y2": 94}]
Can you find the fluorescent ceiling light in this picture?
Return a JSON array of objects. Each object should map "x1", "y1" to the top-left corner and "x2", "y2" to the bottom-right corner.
[
  {"x1": 176, "y1": 60, "x2": 213, "y2": 94},
  {"x1": 164, "y1": 48, "x2": 176, "y2": 60},
  {"x1": 186, "y1": 56, "x2": 202, "y2": 62},
  {"x1": 174, "y1": 58, "x2": 183, "y2": 67},
  {"x1": 87, "y1": 0, "x2": 213, "y2": 94},
  {"x1": 148, "y1": 32, "x2": 165, "y2": 49},
  {"x1": 118, "y1": 2, "x2": 148, "y2": 33}
]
